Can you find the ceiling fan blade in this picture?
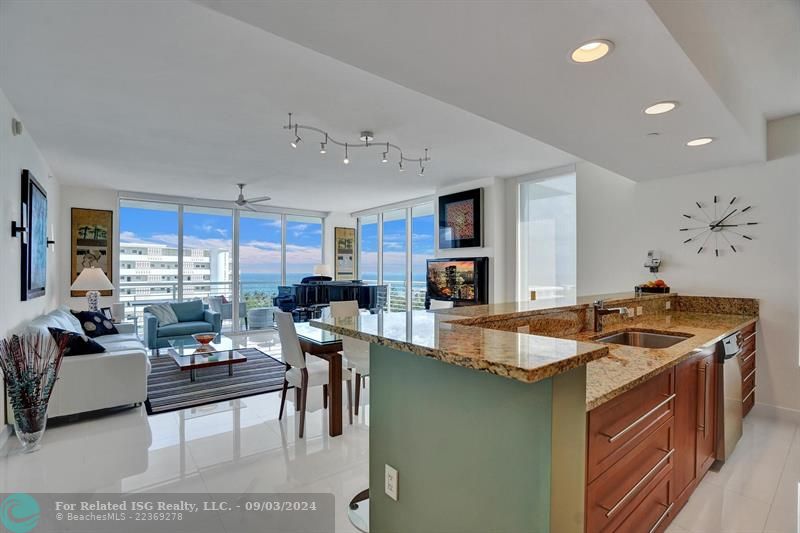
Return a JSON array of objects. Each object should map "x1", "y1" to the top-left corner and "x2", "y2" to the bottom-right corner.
[
  {"x1": 242, "y1": 203, "x2": 257, "y2": 212},
  {"x1": 247, "y1": 196, "x2": 272, "y2": 203}
]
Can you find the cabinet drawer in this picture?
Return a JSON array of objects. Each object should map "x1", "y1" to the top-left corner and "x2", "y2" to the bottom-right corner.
[
  {"x1": 588, "y1": 369, "x2": 675, "y2": 482},
  {"x1": 741, "y1": 350, "x2": 756, "y2": 378},
  {"x1": 742, "y1": 367, "x2": 756, "y2": 397},
  {"x1": 740, "y1": 323, "x2": 756, "y2": 340},
  {"x1": 742, "y1": 336, "x2": 756, "y2": 358},
  {"x1": 614, "y1": 464, "x2": 674, "y2": 533},
  {"x1": 587, "y1": 417, "x2": 675, "y2": 533},
  {"x1": 743, "y1": 386, "x2": 756, "y2": 417}
]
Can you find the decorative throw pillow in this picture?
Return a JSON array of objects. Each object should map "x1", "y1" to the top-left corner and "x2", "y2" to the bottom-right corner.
[
  {"x1": 49, "y1": 327, "x2": 106, "y2": 356},
  {"x1": 146, "y1": 303, "x2": 179, "y2": 326},
  {"x1": 71, "y1": 310, "x2": 119, "y2": 338}
]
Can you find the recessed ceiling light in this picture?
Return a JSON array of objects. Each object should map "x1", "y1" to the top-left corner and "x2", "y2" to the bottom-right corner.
[
  {"x1": 644, "y1": 101, "x2": 678, "y2": 115},
  {"x1": 687, "y1": 137, "x2": 714, "y2": 147},
  {"x1": 571, "y1": 39, "x2": 614, "y2": 63}
]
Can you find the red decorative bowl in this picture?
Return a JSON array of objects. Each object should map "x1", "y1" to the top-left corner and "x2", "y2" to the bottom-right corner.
[{"x1": 192, "y1": 333, "x2": 216, "y2": 345}]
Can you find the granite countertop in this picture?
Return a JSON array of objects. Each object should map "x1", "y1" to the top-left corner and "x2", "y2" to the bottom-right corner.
[
  {"x1": 311, "y1": 311, "x2": 609, "y2": 383},
  {"x1": 570, "y1": 312, "x2": 758, "y2": 410},
  {"x1": 310, "y1": 292, "x2": 758, "y2": 409}
]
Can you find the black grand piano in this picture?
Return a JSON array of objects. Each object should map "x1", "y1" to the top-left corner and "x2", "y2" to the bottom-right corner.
[{"x1": 273, "y1": 277, "x2": 387, "y2": 320}]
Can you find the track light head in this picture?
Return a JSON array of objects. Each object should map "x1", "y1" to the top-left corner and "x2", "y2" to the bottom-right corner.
[
  {"x1": 320, "y1": 142, "x2": 327, "y2": 154},
  {"x1": 381, "y1": 152, "x2": 388, "y2": 163}
]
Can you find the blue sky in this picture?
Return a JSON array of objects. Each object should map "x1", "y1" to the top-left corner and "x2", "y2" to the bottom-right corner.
[{"x1": 120, "y1": 206, "x2": 322, "y2": 275}]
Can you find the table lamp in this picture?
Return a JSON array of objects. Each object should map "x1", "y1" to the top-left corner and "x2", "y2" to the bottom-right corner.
[
  {"x1": 71, "y1": 267, "x2": 114, "y2": 311},
  {"x1": 313, "y1": 264, "x2": 332, "y2": 277}
]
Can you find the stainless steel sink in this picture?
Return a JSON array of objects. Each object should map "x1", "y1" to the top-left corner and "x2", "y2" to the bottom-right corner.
[{"x1": 595, "y1": 330, "x2": 691, "y2": 349}]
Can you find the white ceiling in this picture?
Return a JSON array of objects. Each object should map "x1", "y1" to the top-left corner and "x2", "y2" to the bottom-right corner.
[
  {"x1": 198, "y1": 0, "x2": 800, "y2": 181},
  {"x1": 1, "y1": 0, "x2": 798, "y2": 212},
  {"x1": 0, "y1": 0, "x2": 574, "y2": 213}
]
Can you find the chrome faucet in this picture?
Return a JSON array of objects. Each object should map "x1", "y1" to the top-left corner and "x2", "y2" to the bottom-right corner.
[{"x1": 593, "y1": 300, "x2": 630, "y2": 332}]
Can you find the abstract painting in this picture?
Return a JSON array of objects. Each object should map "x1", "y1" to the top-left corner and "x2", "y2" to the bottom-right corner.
[
  {"x1": 334, "y1": 227, "x2": 355, "y2": 280},
  {"x1": 20, "y1": 170, "x2": 47, "y2": 300},
  {"x1": 438, "y1": 188, "x2": 482, "y2": 249},
  {"x1": 71, "y1": 208, "x2": 113, "y2": 297}
]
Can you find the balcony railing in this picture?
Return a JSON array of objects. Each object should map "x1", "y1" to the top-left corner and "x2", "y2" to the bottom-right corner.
[{"x1": 118, "y1": 279, "x2": 429, "y2": 329}]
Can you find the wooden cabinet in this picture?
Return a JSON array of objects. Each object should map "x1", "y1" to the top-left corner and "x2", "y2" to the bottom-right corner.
[
  {"x1": 586, "y1": 347, "x2": 718, "y2": 532},
  {"x1": 696, "y1": 350, "x2": 717, "y2": 476},
  {"x1": 740, "y1": 323, "x2": 757, "y2": 417}
]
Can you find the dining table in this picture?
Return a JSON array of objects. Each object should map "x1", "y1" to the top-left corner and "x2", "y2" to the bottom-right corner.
[{"x1": 294, "y1": 322, "x2": 345, "y2": 437}]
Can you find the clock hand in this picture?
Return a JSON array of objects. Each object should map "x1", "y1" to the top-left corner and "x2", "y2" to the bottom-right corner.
[{"x1": 710, "y1": 209, "x2": 738, "y2": 229}]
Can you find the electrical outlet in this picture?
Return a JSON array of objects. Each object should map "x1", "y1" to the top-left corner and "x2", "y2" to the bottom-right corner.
[
  {"x1": 627, "y1": 307, "x2": 635, "y2": 318},
  {"x1": 636, "y1": 306, "x2": 643, "y2": 316},
  {"x1": 385, "y1": 464, "x2": 398, "y2": 501},
  {"x1": 665, "y1": 301, "x2": 671, "y2": 310}
]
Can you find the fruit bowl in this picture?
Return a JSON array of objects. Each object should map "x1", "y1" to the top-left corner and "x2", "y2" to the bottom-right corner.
[
  {"x1": 192, "y1": 333, "x2": 216, "y2": 345},
  {"x1": 637, "y1": 280, "x2": 670, "y2": 293}
]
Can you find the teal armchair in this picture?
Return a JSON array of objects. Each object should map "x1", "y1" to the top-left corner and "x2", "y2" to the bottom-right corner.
[{"x1": 143, "y1": 300, "x2": 221, "y2": 350}]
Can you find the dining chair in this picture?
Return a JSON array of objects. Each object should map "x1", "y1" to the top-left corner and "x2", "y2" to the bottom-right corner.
[
  {"x1": 429, "y1": 299, "x2": 455, "y2": 310},
  {"x1": 275, "y1": 311, "x2": 353, "y2": 438},
  {"x1": 330, "y1": 300, "x2": 370, "y2": 415}
]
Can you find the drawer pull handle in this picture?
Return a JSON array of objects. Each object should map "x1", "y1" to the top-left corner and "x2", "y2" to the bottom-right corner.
[
  {"x1": 743, "y1": 368, "x2": 756, "y2": 382},
  {"x1": 649, "y1": 502, "x2": 674, "y2": 533},
  {"x1": 603, "y1": 448, "x2": 675, "y2": 518},
  {"x1": 744, "y1": 331, "x2": 756, "y2": 342},
  {"x1": 605, "y1": 394, "x2": 677, "y2": 443},
  {"x1": 743, "y1": 387, "x2": 756, "y2": 403},
  {"x1": 742, "y1": 350, "x2": 756, "y2": 364}
]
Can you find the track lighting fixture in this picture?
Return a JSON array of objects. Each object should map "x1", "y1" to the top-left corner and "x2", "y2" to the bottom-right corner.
[
  {"x1": 284, "y1": 113, "x2": 430, "y2": 172},
  {"x1": 290, "y1": 125, "x2": 301, "y2": 148}
]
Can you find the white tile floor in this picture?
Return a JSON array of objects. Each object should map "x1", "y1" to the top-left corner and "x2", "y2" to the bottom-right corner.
[{"x1": 0, "y1": 335, "x2": 797, "y2": 532}]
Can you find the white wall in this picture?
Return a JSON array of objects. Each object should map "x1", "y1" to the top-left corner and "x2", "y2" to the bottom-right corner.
[
  {"x1": 435, "y1": 177, "x2": 509, "y2": 303},
  {"x1": 575, "y1": 117, "x2": 800, "y2": 415},
  {"x1": 323, "y1": 211, "x2": 356, "y2": 275},
  {"x1": 0, "y1": 89, "x2": 61, "y2": 430},
  {"x1": 58, "y1": 186, "x2": 119, "y2": 310}
]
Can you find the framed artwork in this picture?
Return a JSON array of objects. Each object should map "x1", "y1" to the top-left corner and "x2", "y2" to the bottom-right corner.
[
  {"x1": 20, "y1": 169, "x2": 48, "y2": 301},
  {"x1": 438, "y1": 187, "x2": 483, "y2": 249},
  {"x1": 71, "y1": 208, "x2": 113, "y2": 297},
  {"x1": 334, "y1": 227, "x2": 356, "y2": 280}
]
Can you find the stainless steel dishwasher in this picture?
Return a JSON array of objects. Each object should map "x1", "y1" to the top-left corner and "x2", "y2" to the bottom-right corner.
[{"x1": 715, "y1": 332, "x2": 744, "y2": 464}]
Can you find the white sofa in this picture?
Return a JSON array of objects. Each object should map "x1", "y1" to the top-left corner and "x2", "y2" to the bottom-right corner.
[{"x1": 23, "y1": 306, "x2": 151, "y2": 418}]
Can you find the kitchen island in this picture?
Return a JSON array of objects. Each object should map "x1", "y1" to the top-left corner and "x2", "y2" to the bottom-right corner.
[{"x1": 311, "y1": 292, "x2": 758, "y2": 533}]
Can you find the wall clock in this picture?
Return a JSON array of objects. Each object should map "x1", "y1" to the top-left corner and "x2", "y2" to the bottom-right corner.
[{"x1": 680, "y1": 195, "x2": 759, "y2": 257}]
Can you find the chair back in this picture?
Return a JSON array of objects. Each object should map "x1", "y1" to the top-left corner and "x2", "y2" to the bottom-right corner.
[
  {"x1": 330, "y1": 300, "x2": 359, "y2": 318},
  {"x1": 275, "y1": 311, "x2": 306, "y2": 369},
  {"x1": 429, "y1": 299, "x2": 455, "y2": 310},
  {"x1": 208, "y1": 296, "x2": 224, "y2": 313}
]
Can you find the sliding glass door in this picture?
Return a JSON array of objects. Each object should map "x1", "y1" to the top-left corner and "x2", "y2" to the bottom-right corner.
[
  {"x1": 120, "y1": 197, "x2": 323, "y2": 331},
  {"x1": 286, "y1": 215, "x2": 323, "y2": 282},
  {"x1": 382, "y1": 209, "x2": 408, "y2": 311},
  {"x1": 517, "y1": 172, "x2": 576, "y2": 301},
  {"x1": 356, "y1": 200, "x2": 434, "y2": 311},
  {"x1": 239, "y1": 211, "x2": 282, "y2": 312}
]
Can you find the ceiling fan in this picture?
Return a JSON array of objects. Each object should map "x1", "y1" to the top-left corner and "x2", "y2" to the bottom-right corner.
[{"x1": 233, "y1": 183, "x2": 271, "y2": 211}]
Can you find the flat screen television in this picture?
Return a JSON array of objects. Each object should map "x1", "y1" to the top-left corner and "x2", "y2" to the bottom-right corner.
[{"x1": 426, "y1": 257, "x2": 489, "y2": 306}]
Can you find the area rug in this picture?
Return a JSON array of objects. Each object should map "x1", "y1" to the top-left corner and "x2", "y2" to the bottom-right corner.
[{"x1": 145, "y1": 348, "x2": 286, "y2": 415}]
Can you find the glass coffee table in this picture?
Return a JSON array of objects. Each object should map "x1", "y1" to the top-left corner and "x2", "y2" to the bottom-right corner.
[{"x1": 168, "y1": 335, "x2": 248, "y2": 382}]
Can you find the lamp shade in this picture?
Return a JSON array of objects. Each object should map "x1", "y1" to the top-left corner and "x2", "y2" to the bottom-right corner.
[
  {"x1": 70, "y1": 267, "x2": 114, "y2": 291},
  {"x1": 313, "y1": 264, "x2": 332, "y2": 276}
]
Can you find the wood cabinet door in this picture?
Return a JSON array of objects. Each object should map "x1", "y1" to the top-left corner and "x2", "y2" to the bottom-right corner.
[
  {"x1": 696, "y1": 351, "x2": 717, "y2": 476},
  {"x1": 673, "y1": 355, "x2": 700, "y2": 503}
]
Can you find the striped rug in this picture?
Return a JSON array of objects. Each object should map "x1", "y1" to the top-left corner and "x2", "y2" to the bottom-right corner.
[{"x1": 145, "y1": 348, "x2": 286, "y2": 415}]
